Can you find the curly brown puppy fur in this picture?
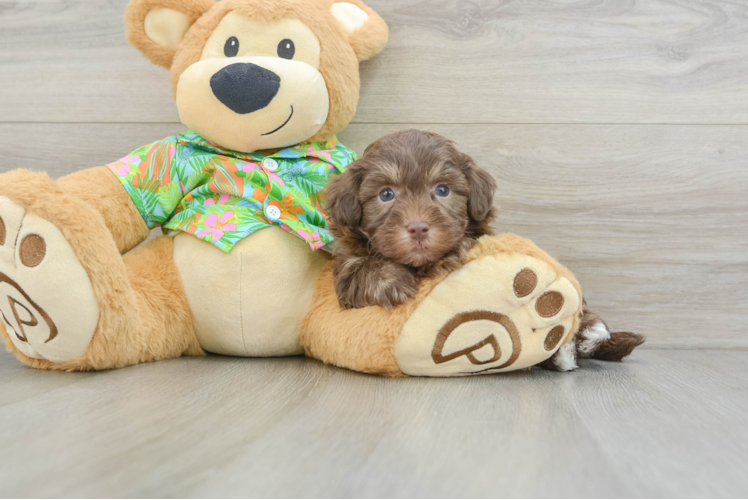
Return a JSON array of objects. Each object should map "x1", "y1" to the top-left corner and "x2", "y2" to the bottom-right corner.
[{"x1": 326, "y1": 129, "x2": 497, "y2": 309}]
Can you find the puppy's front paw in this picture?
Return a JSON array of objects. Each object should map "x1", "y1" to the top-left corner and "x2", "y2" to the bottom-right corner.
[
  {"x1": 336, "y1": 259, "x2": 418, "y2": 309},
  {"x1": 369, "y1": 266, "x2": 419, "y2": 309}
]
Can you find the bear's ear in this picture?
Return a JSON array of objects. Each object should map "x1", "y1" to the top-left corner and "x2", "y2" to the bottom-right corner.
[
  {"x1": 330, "y1": 1, "x2": 389, "y2": 62},
  {"x1": 125, "y1": 0, "x2": 215, "y2": 68}
]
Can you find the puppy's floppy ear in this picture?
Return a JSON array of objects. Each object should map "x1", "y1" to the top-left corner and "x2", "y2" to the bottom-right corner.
[
  {"x1": 326, "y1": 164, "x2": 364, "y2": 230},
  {"x1": 125, "y1": 0, "x2": 214, "y2": 68},
  {"x1": 462, "y1": 154, "x2": 497, "y2": 222},
  {"x1": 330, "y1": 0, "x2": 389, "y2": 62}
]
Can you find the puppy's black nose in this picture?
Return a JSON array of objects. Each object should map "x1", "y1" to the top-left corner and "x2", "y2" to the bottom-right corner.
[
  {"x1": 210, "y1": 63, "x2": 281, "y2": 115},
  {"x1": 407, "y1": 222, "x2": 430, "y2": 241}
]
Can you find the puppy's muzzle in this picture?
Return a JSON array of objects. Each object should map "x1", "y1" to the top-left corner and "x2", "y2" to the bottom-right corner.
[
  {"x1": 407, "y1": 221, "x2": 430, "y2": 242},
  {"x1": 210, "y1": 63, "x2": 281, "y2": 114}
]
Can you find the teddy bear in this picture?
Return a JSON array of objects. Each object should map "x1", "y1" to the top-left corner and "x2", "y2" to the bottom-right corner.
[{"x1": 0, "y1": 0, "x2": 595, "y2": 377}]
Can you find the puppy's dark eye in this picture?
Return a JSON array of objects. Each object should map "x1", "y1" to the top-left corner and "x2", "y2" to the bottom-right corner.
[
  {"x1": 277, "y1": 39, "x2": 295, "y2": 59},
  {"x1": 224, "y1": 37, "x2": 239, "y2": 57},
  {"x1": 379, "y1": 189, "x2": 395, "y2": 202},
  {"x1": 435, "y1": 185, "x2": 450, "y2": 197}
]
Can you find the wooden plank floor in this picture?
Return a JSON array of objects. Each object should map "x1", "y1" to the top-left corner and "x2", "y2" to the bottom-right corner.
[{"x1": 0, "y1": 349, "x2": 746, "y2": 498}]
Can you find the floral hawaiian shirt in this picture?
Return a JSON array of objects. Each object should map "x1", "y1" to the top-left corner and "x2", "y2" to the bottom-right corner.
[{"x1": 108, "y1": 131, "x2": 356, "y2": 253}]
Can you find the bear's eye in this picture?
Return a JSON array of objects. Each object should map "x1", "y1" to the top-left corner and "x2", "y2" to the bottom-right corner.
[
  {"x1": 277, "y1": 39, "x2": 295, "y2": 59},
  {"x1": 224, "y1": 37, "x2": 239, "y2": 57},
  {"x1": 379, "y1": 189, "x2": 395, "y2": 202},
  {"x1": 435, "y1": 185, "x2": 450, "y2": 197}
]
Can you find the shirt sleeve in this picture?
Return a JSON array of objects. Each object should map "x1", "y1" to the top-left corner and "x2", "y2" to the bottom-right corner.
[{"x1": 107, "y1": 136, "x2": 181, "y2": 229}]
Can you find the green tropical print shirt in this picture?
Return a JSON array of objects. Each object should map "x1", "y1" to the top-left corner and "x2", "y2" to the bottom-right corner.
[{"x1": 108, "y1": 131, "x2": 356, "y2": 253}]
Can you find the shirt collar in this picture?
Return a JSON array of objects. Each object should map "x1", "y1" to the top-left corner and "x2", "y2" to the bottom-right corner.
[{"x1": 179, "y1": 131, "x2": 351, "y2": 169}]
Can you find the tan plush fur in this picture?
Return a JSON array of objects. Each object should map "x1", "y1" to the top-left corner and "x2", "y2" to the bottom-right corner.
[
  {"x1": 125, "y1": 0, "x2": 387, "y2": 145},
  {"x1": 120, "y1": 236, "x2": 206, "y2": 364},
  {"x1": 57, "y1": 167, "x2": 150, "y2": 254},
  {"x1": 300, "y1": 264, "x2": 444, "y2": 377},
  {"x1": 0, "y1": 172, "x2": 203, "y2": 371},
  {"x1": 301, "y1": 233, "x2": 585, "y2": 375},
  {"x1": 125, "y1": 0, "x2": 215, "y2": 68},
  {"x1": 338, "y1": 0, "x2": 389, "y2": 62}
]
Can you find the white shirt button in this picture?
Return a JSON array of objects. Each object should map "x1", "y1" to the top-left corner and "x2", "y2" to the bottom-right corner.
[
  {"x1": 265, "y1": 205, "x2": 282, "y2": 220},
  {"x1": 262, "y1": 158, "x2": 279, "y2": 172}
]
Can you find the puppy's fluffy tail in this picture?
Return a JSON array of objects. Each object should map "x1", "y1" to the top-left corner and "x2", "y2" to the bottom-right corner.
[
  {"x1": 576, "y1": 307, "x2": 646, "y2": 361},
  {"x1": 540, "y1": 304, "x2": 645, "y2": 372}
]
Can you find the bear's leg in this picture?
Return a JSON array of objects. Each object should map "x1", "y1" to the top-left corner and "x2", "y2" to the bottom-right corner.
[
  {"x1": 115, "y1": 236, "x2": 205, "y2": 367},
  {"x1": 56, "y1": 167, "x2": 151, "y2": 253},
  {"x1": 301, "y1": 234, "x2": 585, "y2": 377},
  {"x1": 0, "y1": 169, "x2": 201, "y2": 370},
  {"x1": 300, "y1": 266, "x2": 422, "y2": 377}
]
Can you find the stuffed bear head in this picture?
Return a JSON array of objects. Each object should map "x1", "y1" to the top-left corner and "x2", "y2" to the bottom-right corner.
[{"x1": 125, "y1": 0, "x2": 388, "y2": 153}]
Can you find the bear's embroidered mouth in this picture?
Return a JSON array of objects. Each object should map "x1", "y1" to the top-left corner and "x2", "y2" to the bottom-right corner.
[{"x1": 262, "y1": 105, "x2": 294, "y2": 136}]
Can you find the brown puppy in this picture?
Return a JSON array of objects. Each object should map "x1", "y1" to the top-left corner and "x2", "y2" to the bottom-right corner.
[
  {"x1": 326, "y1": 129, "x2": 497, "y2": 309},
  {"x1": 325, "y1": 130, "x2": 645, "y2": 369}
]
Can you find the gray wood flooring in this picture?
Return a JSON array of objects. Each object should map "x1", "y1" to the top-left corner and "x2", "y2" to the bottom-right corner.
[{"x1": 0, "y1": 349, "x2": 746, "y2": 498}]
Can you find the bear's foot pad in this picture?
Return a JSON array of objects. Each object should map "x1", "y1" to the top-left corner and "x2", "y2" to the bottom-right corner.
[
  {"x1": 396, "y1": 252, "x2": 580, "y2": 376},
  {"x1": 0, "y1": 197, "x2": 99, "y2": 363}
]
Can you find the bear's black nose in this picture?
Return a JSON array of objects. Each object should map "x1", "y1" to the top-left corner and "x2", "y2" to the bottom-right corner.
[{"x1": 210, "y1": 63, "x2": 281, "y2": 115}]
